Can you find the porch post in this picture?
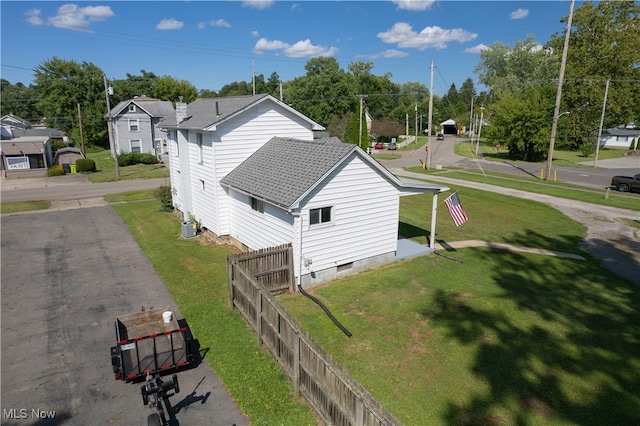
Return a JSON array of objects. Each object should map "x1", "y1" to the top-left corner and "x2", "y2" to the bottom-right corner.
[{"x1": 429, "y1": 192, "x2": 438, "y2": 250}]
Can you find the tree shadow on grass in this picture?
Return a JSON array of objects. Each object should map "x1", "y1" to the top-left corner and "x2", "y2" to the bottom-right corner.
[{"x1": 422, "y1": 229, "x2": 640, "y2": 425}]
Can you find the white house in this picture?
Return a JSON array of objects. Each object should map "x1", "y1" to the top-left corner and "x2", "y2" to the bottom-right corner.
[
  {"x1": 107, "y1": 96, "x2": 175, "y2": 159},
  {"x1": 163, "y1": 94, "x2": 448, "y2": 286},
  {"x1": 220, "y1": 136, "x2": 448, "y2": 286},
  {"x1": 162, "y1": 94, "x2": 324, "y2": 236},
  {"x1": 599, "y1": 126, "x2": 640, "y2": 149}
]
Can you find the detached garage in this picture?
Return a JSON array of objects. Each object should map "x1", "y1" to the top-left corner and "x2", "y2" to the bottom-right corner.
[{"x1": 0, "y1": 136, "x2": 52, "y2": 177}]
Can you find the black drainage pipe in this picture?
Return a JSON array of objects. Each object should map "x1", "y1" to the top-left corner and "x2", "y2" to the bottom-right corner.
[{"x1": 298, "y1": 285, "x2": 352, "y2": 338}]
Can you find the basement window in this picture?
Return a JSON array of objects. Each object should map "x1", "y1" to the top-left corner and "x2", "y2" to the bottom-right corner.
[{"x1": 337, "y1": 262, "x2": 353, "y2": 273}]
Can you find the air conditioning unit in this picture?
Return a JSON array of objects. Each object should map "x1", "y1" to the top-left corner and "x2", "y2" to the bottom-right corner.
[{"x1": 181, "y1": 221, "x2": 197, "y2": 238}]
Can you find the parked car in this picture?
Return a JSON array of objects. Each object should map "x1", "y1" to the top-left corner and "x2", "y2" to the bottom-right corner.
[
  {"x1": 374, "y1": 142, "x2": 384, "y2": 149},
  {"x1": 387, "y1": 141, "x2": 397, "y2": 150},
  {"x1": 436, "y1": 133, "x2": 444, "y2": 140},
  {"x1": 611, "y1": 174, "x2": 640, "y2": 193}
]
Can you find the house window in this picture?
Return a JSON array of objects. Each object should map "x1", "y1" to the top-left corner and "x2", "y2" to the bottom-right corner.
[
  {"x1": 130, "y1": 139, "x2": 141, "y2": 153},
  {"x1": 197, "y1": 133, "x2": 203, "y2": 164},
  {"x1": 128, "y1": 105, "x2": 136, "y2": 112},
  {"x1": 129, "y1": 119, "x2": 139, "y2": 132},
  {"x1": 250, "y1": 197, "x2": 264, "y2": 213},
  {"x1": 310, "y1": 206, "x2": 332, "y2": 226}
]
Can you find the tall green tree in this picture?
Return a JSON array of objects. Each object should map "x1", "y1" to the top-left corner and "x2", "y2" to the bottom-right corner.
[
  {"x1": 112, "y1": 70, "x2": 159, "y2": 104},
  {"x1": 33, "y1": 57, "x2": 108, "y2": 148},
  {"x1": 485, "y1": 85, "x2": 557, "y2": 161},
  {"x1": 548, "y1": 0, "x2": 640, "y2": 149},
  {"x1": 151, "y1": 75, "x2": 198, "y2": 103},
  {"x1": 0, "y1": 79, "x2": 40, "y2": 122},
  {"x1": 286, "y1": 57, "x2": 355, "y2": 126}
]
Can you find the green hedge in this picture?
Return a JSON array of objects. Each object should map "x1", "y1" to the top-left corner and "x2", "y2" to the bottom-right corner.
[
  {"x1": 118, "y1": 153, "x2": 158, "y2": 167},
  {"x1": 75, "y1": 158, "x2": 96, "y2": 172}
]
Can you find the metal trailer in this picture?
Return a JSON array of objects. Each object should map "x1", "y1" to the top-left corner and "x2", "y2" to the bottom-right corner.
[{"x1": 110, "y1": 307, "x2": 195, "y2": 382}]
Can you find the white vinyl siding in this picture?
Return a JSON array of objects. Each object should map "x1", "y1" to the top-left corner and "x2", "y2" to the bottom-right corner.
[
  {"x1": 171, "y1": 97, "x2": 315, "y2": 235},
  {"x1": 228, "y1": 190, "x2": 294, "y2": 250},
  {"x1": 299, "y1": 154, "x2": 399, "y2": 275}
]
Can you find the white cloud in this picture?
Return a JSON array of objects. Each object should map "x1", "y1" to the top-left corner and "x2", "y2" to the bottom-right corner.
[
  {"x1": 25, "y1": 8, "x2": 44, "y2": 26},
  {"x1": 377, "y1": 22, "x2": 477, "y2": 50},
  {"x1": 253, "y1": 38, "x2": 337, "y2": 58},
  {"x1": 393, "y1": 0, "x2": 436, "y2": 11},
  {"x1": 30, "y1": 3, "x2": 115, "y2": 32},
  {"x1": 509, "y1": 8, "x2": 529, "y2": 20},
  {"x1": 254, "y1": 38, "x2": 290, "y2": 52},
  {"x1": 242, "y1": 0, "x2": 275, "y2": 10},
  {"x1": 381, "y1": 49, "x2": 409, "y2": 58},
  {"x1": 284, "y1": 39, "x2": 337, "y2": 58},
  {"x1": 251, "y1": 30, "x2": 260, "y2": 37},
  {"x1": 198, "y1": 19, "x2": 231, "y2": 29},
  {"x1": 156, "y1": 18, "x2": 184, "y2": 30},
  {"x1": 465, "y1": 44, "x2": 490, "y2": 54}
]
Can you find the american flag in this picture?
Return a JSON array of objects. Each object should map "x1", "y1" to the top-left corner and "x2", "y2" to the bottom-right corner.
[{"x1": 444, "y1": 193, "x2": 468, "y2": 227}]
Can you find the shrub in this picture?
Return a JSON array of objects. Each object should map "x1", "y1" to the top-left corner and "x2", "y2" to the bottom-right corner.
[
  {"x1": 118, "y1": 152, "x2": 158, "y2": 166},
  {"x1": 75, "y1": 158, "x2": 96, "y2": 172},
  {"x1": 154, "y1": 185, "x2": 173, "y2": 211},
  {"x1": 47, "y1": 165, "x2": 64, "y2": 177}
]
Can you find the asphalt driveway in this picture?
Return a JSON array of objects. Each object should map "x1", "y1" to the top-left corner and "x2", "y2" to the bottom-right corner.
[{"x1": 1, "y1": 207, "x2": 249, "y2": 426}]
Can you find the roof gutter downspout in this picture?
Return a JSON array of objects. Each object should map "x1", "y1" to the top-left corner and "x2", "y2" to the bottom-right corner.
[
  {"x1": 292, "y1": 211, "x2": 303, "y2": 289},
  {"x1": 429, "y1": 192, "x2": 438, "y2": 250}
]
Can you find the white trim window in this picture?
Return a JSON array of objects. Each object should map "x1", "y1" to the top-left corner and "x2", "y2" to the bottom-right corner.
[
  {"x1": 250, "y1": 197, "x2": 264, "y2": 214},
  {"x1": 129, "y1": 119, "x2": 139, "y2": 132},
  {"x1": 128, "y1": 104, "x2": 136, "y2": 112},
  {"x1": 130, "y1": 139, "x2": 141, "y2": 153},
  {"x1": 310, "y1": 206, "x2": 332, "y2": 226}
]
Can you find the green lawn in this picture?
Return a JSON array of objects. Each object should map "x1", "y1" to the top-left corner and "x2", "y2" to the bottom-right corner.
[
  {"x1": 113, "y1": 187, "x2": 640, "y2": 426},
  {"x1": 112, "y1": 201, "x2": 317, "y2": 426},
  {"x1": 404, "y1": 167, "x2": 640, "y2": 211},
  {"x1": 0, "y1": 200, "x2": 51, "y2": 214},
  {"x1": 85, "y1": 148, "x2": 170, "y2": 183},
  {"x1": 279, "y1": 188, "x2": 640, "y2": 425},
  {"x1": 454, "y1": 138, "x2": 630, "y2": 166}
]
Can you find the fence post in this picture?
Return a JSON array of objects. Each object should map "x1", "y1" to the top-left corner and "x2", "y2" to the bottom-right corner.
[
  {"x1": 293, "y1": 332, "x2": 300, "y2": 395},
  {"x1": 355, "y1": 399, "x2": 364, "y2": 426},
  {"x1": 288, "y1": 245, "x2": 295, "y2": 292},
  {"x1": 227, "y1": 257, "x2": 234, "y2": 310},
  {"x1": 256, "y1": 287, "x2": 263, "y2": 345}
]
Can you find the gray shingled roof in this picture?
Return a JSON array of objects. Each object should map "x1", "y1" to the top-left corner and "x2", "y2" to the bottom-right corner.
[
  {"x1": 163, "y1": 94, "x2": 269, "y2": 129},
  {"x1": 220, "y1": 137, "x2": 356, "y2": 209},
  {"x1": 109, "y1": 97, "x2": 175, "y2": 119}
]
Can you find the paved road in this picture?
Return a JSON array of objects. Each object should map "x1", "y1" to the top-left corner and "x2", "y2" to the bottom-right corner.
[
  {"x1": 0, "y1": 175, "x2": 169, "y2": 202},
  {"x1": 382, "y1": 136, "x2": 640, "y2": 189},
  {"x1": 1, "y1": 207, "x2": 249, "y2": 426}
]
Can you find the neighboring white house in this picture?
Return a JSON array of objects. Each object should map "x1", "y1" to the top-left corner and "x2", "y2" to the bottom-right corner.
[
  {"x1": 220, "y1": 136, "x2": 448, "y2": 286},
  {"x1": 599, "y1": 125, "x2": 640, "y2": 149},
  {"x1": 162, "y1": 94, "x2": 448, "y2": 286},
  {"x1": 106, "y1": 96, "x2": 175, "y2": 160}
]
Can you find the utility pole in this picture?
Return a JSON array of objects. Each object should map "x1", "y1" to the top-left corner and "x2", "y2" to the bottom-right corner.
[
  {"x1": 103, "y1": 74, "x2": 120, "y2": 178},
  {"x1": 594, "y1": 79, "x2": 610, "y2": 168},
  {"x1": 358, "y1": 94, "x2": 367, "y2": 149},
  {"x1": 476, "y1": 105, "x2": 485, "y2": 155},
  {"x1": 252, "y1": 58, "x2": 256, "y2": 95},
  {"x1": 545, "y1": 0, "x2": 574, "y2": 180},
  {"x1": 427, "y1": 59, "x2": 434, "y2": 170},
  {"x1": 414, "y1": 102, "x2": 418, "y2": 144},
  {"x1": 77, "y1": 103, "x2": 85, "y2": 155},
  {"x1": 469, "y1": 96, "x2": 474, "y2": 139}
]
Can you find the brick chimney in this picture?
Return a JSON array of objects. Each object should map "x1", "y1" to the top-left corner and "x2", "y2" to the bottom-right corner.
[{"x1": 176, "y1": 97, "x2": 188, "y2": 124}]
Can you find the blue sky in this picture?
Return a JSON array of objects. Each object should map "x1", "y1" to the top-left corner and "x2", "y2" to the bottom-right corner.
[{"x1": 1, "y1": 1, "x2": 577, "y2": 95}]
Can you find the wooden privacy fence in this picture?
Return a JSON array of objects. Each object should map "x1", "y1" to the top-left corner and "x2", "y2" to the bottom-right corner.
[{"x1": 227, "y1": 244, "x2": 401, "y2": 426}]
